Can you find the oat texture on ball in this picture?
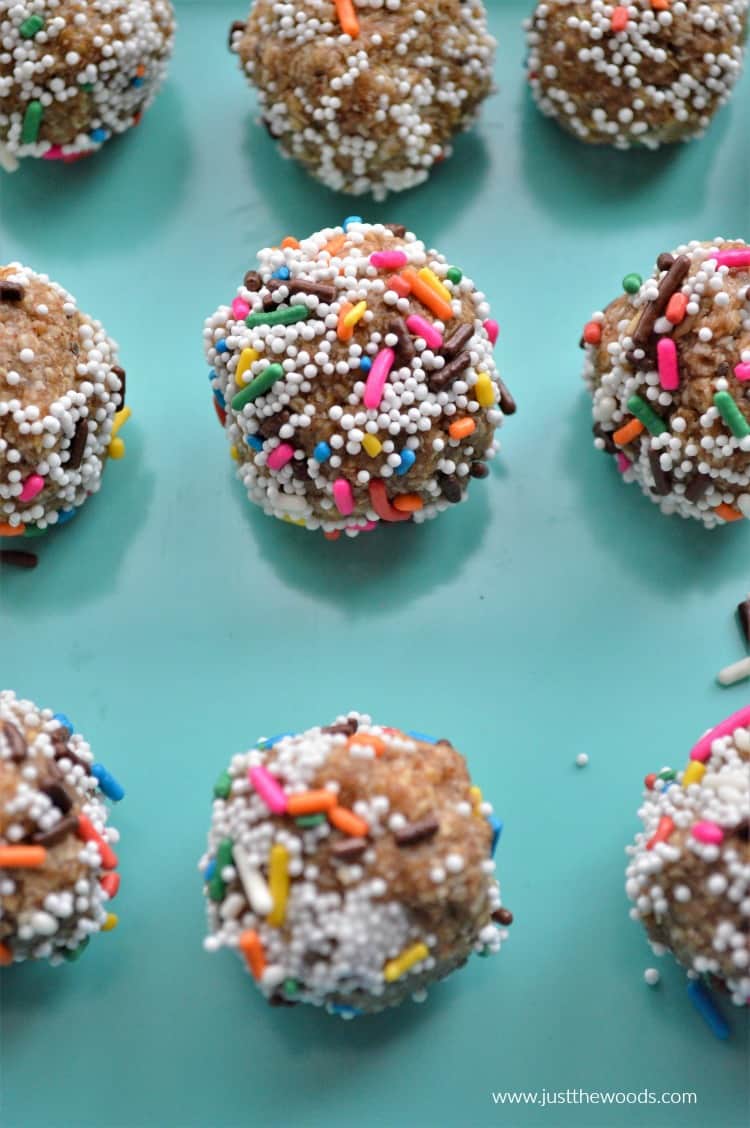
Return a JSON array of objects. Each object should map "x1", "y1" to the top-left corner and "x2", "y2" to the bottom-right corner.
[
  {"x1": 526, "y1": 0, "x2": 749, "y2": 149},
  {"x1": 583, "y1": 239, "x2": 750, "y2": 527},
  {"x1": 204, "y1": 220, "x2": 513, "y2": 538},
  {"x1": 625, "y1": 705, "x2": 750, "y2": 1007},
  {"x1": 201, "y1": 713, "x2": 509, "y2": 1016},
  {"x1": 0, "y1": 0, "x2": 175, "y2": 171},
  {"x1": 229, "y1": 0, "x2": 496, "y2": 198},
  {"x1": 0, "y1": 689, "x2": 124, "y2": 965},
  {"x1": 0, "y1": 265, "x2": 129, "y2": 565}
]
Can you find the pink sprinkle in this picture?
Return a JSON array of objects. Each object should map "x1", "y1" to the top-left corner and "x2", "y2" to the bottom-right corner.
[
  {"x1": 657, "y1": 337, "x2": 680, "y2": 391},
  {"x1": 266, "y1": 443, "x2": 295, "y2": 471},
  {"x1": 43, "y1": 146, "x2": 64, "y2": 161},
  {"x1": 364, "y1": 347, "x2": 395, "y2": 410},
  {"x1": 692, "y1": 821, "x2": 724, "y2": 845},
  {"x1": 735, "y1": 363, "x2": 750, "y2": 382},
  {"x1": 19, "y1": 474, "x2": 44, "y2": 503},
  {"x1": 333, "y1": 478, "x2": 354, "y2": 516},
  {"x1": 483, "y1": 319, "x2": 499, "y2": 346},
  {"x1": 231, "y1": 297, "x2": 250, "y2": 320},
  {"x1": 616, "y1": 453, "x2": 631, "y2": 474},
  {"x1": 690, "y1": 705, "x2": 750, "y2": 762},
  {"x1": 714, "y1": 249, "x2": 750, "y2": 269},
  {"x1": 405, "y1": 314, "x2": 443, "y2": 350},
  {"x1": 248, "y1": 765, "x2": 287, "y2": 815},
  {"x1": 370, "y1": 251, "x2": 408, "y2": 270},
  {"x1": 352, "y1": 520, "x2": 377, "y2": 533}
]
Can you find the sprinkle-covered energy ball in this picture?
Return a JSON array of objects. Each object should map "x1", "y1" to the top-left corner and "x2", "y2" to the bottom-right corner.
[
  {"x1": 583, "y1": 239, "x2": 750, "y2": 527},
  {"x1": 625, "y1": 706, "x2": 750, "y2": 1008},
  {"x1": 229, "y1": 0, "x2": 496, "y2": 198},
  {"x1": 201, "y1": 713, "x2": 509, "y2": 1016},
  {"x1": 0, "y1": 0, "x2": 175, "y2": 171},
  {"x1": 0, "y1": 689, "x2": 123, "y2": 965},
  {"x1": 526, "y1": 0, "x2": 749, "y2": 149},
  {"x1": 0, "y1": 264, "x2": 129, "y2": 564},
  {"x1": 203, "y1": 221, "x2": 512, "y2": 539}
]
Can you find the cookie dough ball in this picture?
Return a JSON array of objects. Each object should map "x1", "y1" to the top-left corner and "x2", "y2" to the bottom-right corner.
[
  {"x1": 229, "y1": 0, "x2": 496, "y2": 198},
  {"x1": 583, "y1": 239, "x2": 750, "y2": 526},
  {"x1": 625, "y1": 706, "x2": 750, "y2": 1006},
  {"x1": 0, "y1": 689, "x2": 124, "y2": 965},
  {"x1": 201, "y1": 713, "x2": 509, "y2": 1016},
  {"x1": 203, "y1": 220, "x2": 513, "y2": 538},
  {"x1": 0, "y1": 0, "x2": 175, "y2": 171},
  {"x1": 0, "y1": 264, "x2": 129, "y2": 551},
  {"x1": 526, "y1": 0, "x2": 748, "y2": 149}
]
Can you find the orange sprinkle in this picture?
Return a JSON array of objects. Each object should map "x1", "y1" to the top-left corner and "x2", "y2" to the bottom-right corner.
[
  {"x1": 651, "y1": 0, "x2": 670, "y2": 9},
  {"x1": 715, "y1": 503, "x2": 745, "y2": 523},
  {"x1": 324, "y1": 233, "x2": 347, "y2": 257},
  {"x1": 286, "y1": 789, "x2": 337, "y2": 817},
  {"x1": 400, "y1": 268, "x2": 454, "y2": 322},
  {"x1": 611, "y1": 5, "x2": 629, "y2": 31},
  {"x1": 337, "y1": 301, "x2": 354, "y2": 342},
  {"x1": 0, "y1": 845, "x2": 47, "y2": 868},
  {"x1": 135, "y1": 65, "x2": 146, "y2": 78},
  {"x1": 646, "y1": 815, "x2": 674, "y2": 850},
  {"x1": 0, "y1": 942, "x2": 12, "y2": 966},
  {"x1": 348, "y1": 733, "x2": 386, "y2": 757},
  {"x1": 334, "y1": 0, "x2": 360, "y2": 37},
  {"x1": 393, "y1": 494, "x2": 424, "y2": 513},
  {"x1": 449, "y1": 417, "x2": 477, "y2": 441},
  {"x1": 0, "y1": 523, "x2": 26, "y2": 537},
  {"x1": 329, "y1": 806, "x2": 369, "y2": 838},
  {"x1": 666, "y1": 292, "x2": 689, "y2": 325},
  {"x1": 324, "y1": 531, "x2": 341, "y2": 541},
  {"x1": 388, "y1": 274, "x2": 412, "y2": 299},
  {"x1": 238, "y1": 929, "x2": 266, "y2": 980},
  {"x1": 583, "y1": 321, "x2": 602, "y2": 345},
  {"x1": 613, "y1": 418, "x2": 645, "y2": 446},
  {"x1": 281, "y1": 236, "x2": 300, "y2": 250}
]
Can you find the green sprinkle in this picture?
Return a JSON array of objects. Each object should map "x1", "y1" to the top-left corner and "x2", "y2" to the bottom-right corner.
[
  {"x1": 714, "y1": 391, "x2": 750, "y2": 439},
  {"x1": 657, "y1": 769, "x2": 676, "y2": 781},
  {"x1": 80, "y1": 82, "x2": 95, "y2": 93},
  {"x1": 207, "y1": 873, "x2": 225, "y2": 902},
  {"x1": 20, "y1": 14, "x2": 44, "y2": 38},
  {"x1": 63, "y1": 938, "x2": 89, "y2": 961},
  {"x1": 21, "y1": 100, "x2": 43, "y2": 144},
  {"x1": 22, "y1": 525, "x2": 48, "y2": 538},
  {"x1": 627, "y1": 395, "x2": 668, "y2": 436},
  {"x1": 622, "y1": 273, "x2": 643, "y2": 294},
  {"x1": 246, "y1": 305, "x2": 310, "y2": 329},
  {"x1": 446, "y1": 267, "x2": 462, "y2": 285},
  {"x1": 283, "y1": 978, "x2": 299, "y2": 996},
  {"x1": 295, "y1": 814, "x2": 326, "y2": 828},
  {"x1": 213, "y1": 770, "x2": 232, "y2": 799},
  {"x1": 216, "y1": 838, "x2": 234, "y2": 869},
  {"x1": 231, "y1": 363, "x2": 284, "y2": 410}
]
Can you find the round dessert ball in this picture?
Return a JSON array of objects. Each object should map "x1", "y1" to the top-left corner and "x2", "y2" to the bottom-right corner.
[
  {"x1": 0, "y1": 0, "x2": 175, "y2": 171},
  {"x1": 200, "y1": 713, "x2": 509, "y2": 1016},
  {"x1": 583, "y1": 239, "x2": 750, "y2": 527},
  {"x1": 203, "y1": 220, "x2": 513, "y2": 539},
  {"x1": 228, "y1": 0, "x2": 496, "y2": 198},
  {"x1": 625, "y1": 706, "x2": 749, "y2": 1006},
  {"x1": 0, "y1": 263, "x2": 129, "y2": 558},
  {"x1": 0, "y1": 689, "x2": 124, "y2": 965},
  {"x1": 525, "y1": 0, "x2": 749, "y2": 149}
]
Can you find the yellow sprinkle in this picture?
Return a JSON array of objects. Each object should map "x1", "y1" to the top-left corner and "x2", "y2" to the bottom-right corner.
[
  {"x1": 682, "y1": 761, "x2": 706, "y2": 788},
  {"x1": 475, "y1": 372, "x2": 495, "y2": 408},
  {"x1": 230, "y1": 444, "x2": 239, "y2": 461},
  {"x1": 469, "y1": 785, "x2": 483, "y2": 812},
  {"x1": 236, "y1": 348, "x2": 259, "y2": 388},
  {"x1": 111, "y1": 406, "x2": 132, "y2": 439},
  {"x1": 362, "y1": 434, "x2": 382, "y2": 458},
  {"x1": 102, "y1": 913, "x2": 118, "y2": 932},
  {"x1": 282, "y1": 516, "x2": 306, "y2": 527},
  {"x1": 267, "y1": 843, "x2": 290, "y2": 927},
  {"x1": 383, "y1": 941, "x2": 429, "y2": 983},
  {"x1": 417, "y1": 267, "x2": 452, "y2": 304},
  {"x1": 343, "y1": 300, "x2": 367, "y2": 330},
  {"x1": 108, "y1": 437, "x2": 125, "y2": 460}
]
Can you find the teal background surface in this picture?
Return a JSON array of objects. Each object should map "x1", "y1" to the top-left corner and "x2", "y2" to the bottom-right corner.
[{"x1": 1, "y1": 2, "x2": 749, "y2": 1126}]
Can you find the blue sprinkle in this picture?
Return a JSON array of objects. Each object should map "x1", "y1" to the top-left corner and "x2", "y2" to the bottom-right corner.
[
  {"x1": 330, "y1": 1003, "x2": 362, "y2": 1017},
  {"x1": 359, "y1": 356, "x2": 372, "y2": 372},
  {"x1": 488, "y1": 815, "x2": 503, "y2": 857},
  {"x1": 203, "y1": 859, "x2": 216, "y2": 882},
  {"x1": 91, "y1": 763, "x2": 125, "y2": 802},
  {"x1": 131, "y1": 77, "x2": 144, "y2": 88},
  {"x1": 272, "y1": 266, "x2": 290, "y2": 280},
  {"x1": 246, "y1": 434, "x2": 263, "y2": 451},
  {"x1": 56, "y1": 509, "x2": 77, "y2": 526},
  {"x1": 213, "y1": 388, "x2": 226, "y2": 409},
  {"x1": 216, "y1": 340, "x2": 228, "y2": 354},
  {"x1": 342, "y1": 216, "x2": 362, "y2": 231},
  {"x1": 90, "y1": 128, "x2": 108, "y2": 143},
  {"x1": 687, "y1": 980, "x2": 729, "y2": 1040},
  {"x1": 257, "y1": 732, "x2": 296, "y2": 750},
  {"x1": 208, "y1": 369, "x2": 216, "y2": 383},
  {"x1": 314, "y1": 441, "x2": 331, "y2": 463},
  {"x1": 407, "y1": 730, "x2": 437, "y2": 744},
  {"x1": 395, "y1": 449, "x2": 416, "y2": 476},
  {"x1": 52, "y1": 712, "x2": 73, "y2": 734}
]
